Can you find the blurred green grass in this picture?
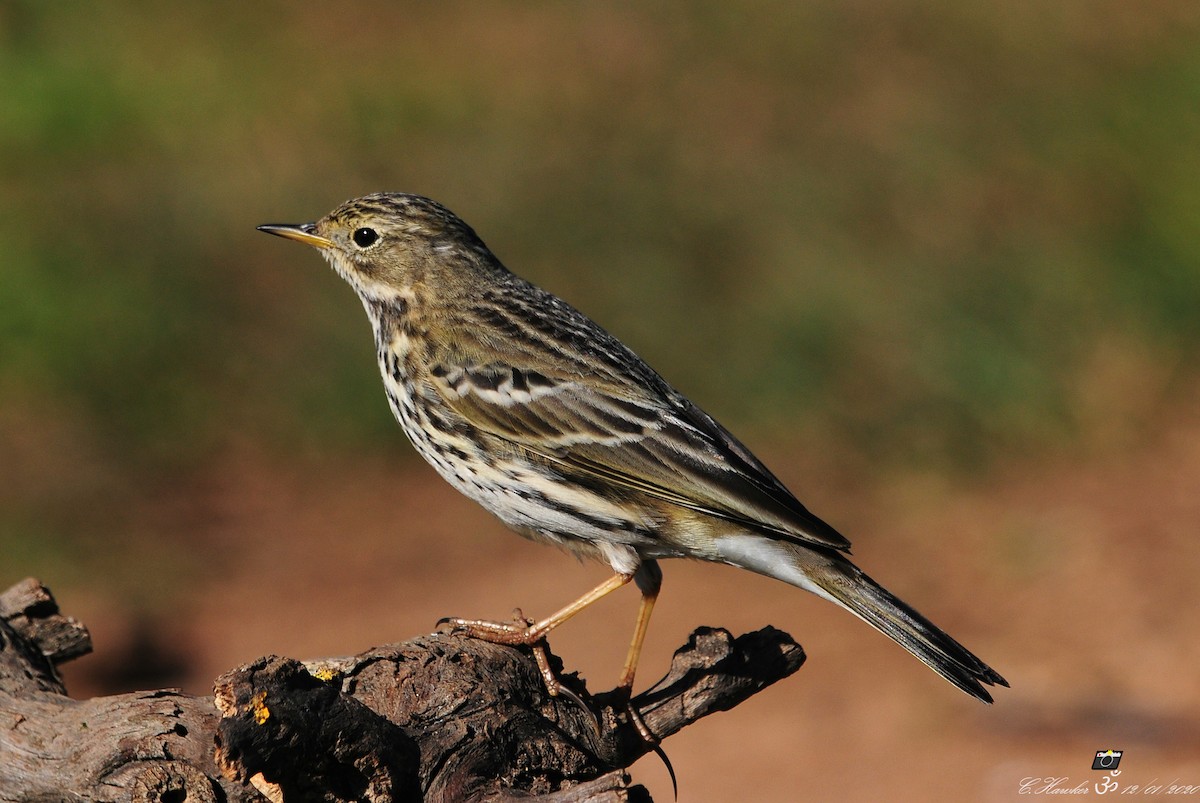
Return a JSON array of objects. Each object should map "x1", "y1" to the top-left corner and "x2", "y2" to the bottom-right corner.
[{"x1": 2, "y1": 0, "x2": 1199, "y2": 535}]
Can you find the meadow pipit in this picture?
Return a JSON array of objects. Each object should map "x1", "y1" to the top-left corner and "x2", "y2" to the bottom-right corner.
[{"x1": 259, "y1": 193, "x2": 1007, "y2": 706}]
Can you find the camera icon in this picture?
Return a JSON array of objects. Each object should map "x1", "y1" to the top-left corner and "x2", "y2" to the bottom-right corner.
[{"x1": 1093, "y1": 750, "x2": 1123, "y2": 770}]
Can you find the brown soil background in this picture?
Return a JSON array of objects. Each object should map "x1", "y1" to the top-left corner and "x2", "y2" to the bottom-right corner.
[{"x1": 48, "y1": 404, "x2": 1200, "y2": 802}]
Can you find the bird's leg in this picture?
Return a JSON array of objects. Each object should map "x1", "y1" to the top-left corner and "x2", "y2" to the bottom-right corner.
[
  {"x1": 610, "y1": 561, "x2": 663, "y2": 746},
  {"x1": 617, "y1": 560, "x2": 662, "y2": 692},
  {"x1": 602, "y1": 562, "x2": 675, "y2": 794},
  {"x1": 438, "y1": 572, "x2": 635, "y2": 726},
  {"x1": 438, "y1": 571, "x2": 634, "y2": 644},
  {"x1": 438, "y1": 564, "x2": 669, "y2": 749},
  {"x1": 485, "y1": 609, "x2": 580, "y2": 701}
]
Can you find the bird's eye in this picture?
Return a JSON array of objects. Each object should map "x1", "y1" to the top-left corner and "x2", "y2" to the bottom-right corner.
[{"x1": 352, "y1": 227, "x2": 379, "y2": 248}]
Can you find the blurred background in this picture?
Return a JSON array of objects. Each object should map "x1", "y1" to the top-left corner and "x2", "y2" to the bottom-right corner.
[{"x1": 2, "y1": 2, "x2": 1198, "y2": 799}]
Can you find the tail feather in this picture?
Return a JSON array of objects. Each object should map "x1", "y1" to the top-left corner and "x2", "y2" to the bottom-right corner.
[
  {"x1": 816, "y1": 557, "x2": 1008, "y2": 703},
  {"x1": 714, "y1": 535, "x2": 1008, "y2": 702}
]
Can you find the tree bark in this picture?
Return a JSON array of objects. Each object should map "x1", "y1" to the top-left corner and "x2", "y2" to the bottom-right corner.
[{"x1": 1, "y1": 578, "x2": 805, "y2": 802}]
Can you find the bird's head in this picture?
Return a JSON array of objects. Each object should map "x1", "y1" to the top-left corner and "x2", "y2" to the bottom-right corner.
[{"x1": 259, "y1": 192, "x2": 494, "y2": 305}]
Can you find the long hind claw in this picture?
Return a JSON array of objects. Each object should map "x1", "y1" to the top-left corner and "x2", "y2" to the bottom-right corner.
[
  {"x1": 605, "y1": 685, "x2": 677, "y2": 798},
  {"x1": 531, "y1": 640, "x2": 599, "y2": 732}
]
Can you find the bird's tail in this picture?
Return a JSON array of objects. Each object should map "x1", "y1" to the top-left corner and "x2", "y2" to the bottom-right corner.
[{"x1": 714, "y1": 535, "x2": 1008, "y2": 702}]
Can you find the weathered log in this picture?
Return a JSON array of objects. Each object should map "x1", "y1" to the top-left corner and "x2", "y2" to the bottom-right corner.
[{"x1": 1, "y1": 579, "x2": 805, "y2": 802}]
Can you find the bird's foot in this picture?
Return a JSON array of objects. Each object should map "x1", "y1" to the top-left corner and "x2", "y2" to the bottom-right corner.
[
  {"x1": 436, "y1": 609, "x2": 598, "y2": 730},
  {"x1": 436, "y1": 608, "x2": 544, "y2": 644},
  {"x1": 605, "y1": 685, "x2": 677, "y2": 798},
  {"x1": 605, "y1": 684, "x2": 659, "y2": 747},
  {"x1": 529, "y1": 639, "x2": 597, "y2": 729}
]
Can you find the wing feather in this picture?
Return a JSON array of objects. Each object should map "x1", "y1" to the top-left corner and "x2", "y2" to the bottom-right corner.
[{"x1": 430, "y1": 360, "x2": 850, "y2": 551}]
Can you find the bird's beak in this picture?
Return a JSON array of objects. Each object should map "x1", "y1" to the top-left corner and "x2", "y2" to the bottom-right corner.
[{"x1": 257, "y1": 222, "x2": 334, "y2": 249}]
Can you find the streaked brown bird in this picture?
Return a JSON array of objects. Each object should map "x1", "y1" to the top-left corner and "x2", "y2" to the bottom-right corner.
[{"x1": 259, "y1": 192, "x2": 1007, "y2": 707}]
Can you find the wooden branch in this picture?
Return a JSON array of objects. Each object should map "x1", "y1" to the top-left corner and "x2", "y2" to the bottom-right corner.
[{"x1": 1, "y1": 579, "x2": 805, "y2": 802}]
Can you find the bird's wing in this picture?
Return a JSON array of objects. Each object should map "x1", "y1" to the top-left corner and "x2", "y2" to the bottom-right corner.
[{"x1": 428, "y1": 360, "x2": 850, "y2": 552}]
